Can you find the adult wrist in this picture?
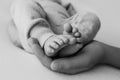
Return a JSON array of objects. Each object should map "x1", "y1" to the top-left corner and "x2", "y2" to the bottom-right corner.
[{"x1": 92, "y1": 41, "x2": 107, "y2": 64}]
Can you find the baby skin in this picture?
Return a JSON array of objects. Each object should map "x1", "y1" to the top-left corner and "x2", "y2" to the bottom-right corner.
[
  {"x1": 41, "y1": 14, "x2": 100, "y2": 57},
  {"x1": 43, "y1": 23, "x2": 82, "y2": 57}
]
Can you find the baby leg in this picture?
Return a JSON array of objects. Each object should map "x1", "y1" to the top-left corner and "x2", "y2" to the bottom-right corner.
[
  {"x1": 10, "y1": 0, "x2": 78, "y2": 56},
  {"x1": 8, "y1": 20, "x2": 23, "y2": 49},
  {"x1": 10, "y1": 0, "x2": 48, "y2": 53},
  {"x1": 28, "y1": 1, "x2": 77, "y2": 57}
]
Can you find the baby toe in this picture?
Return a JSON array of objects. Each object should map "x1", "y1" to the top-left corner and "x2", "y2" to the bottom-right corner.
[
  {"x1": 72, "y1": 27, "x2": 78, "y2": 34},
  {"x1": 59, "y1": 36, "x2": 69, "y2": 44},
  {"x1": 54, "y1": 38, "x2": 64, "y2": 46},
  {"x1": 46, "y1": 47, "x2": 55, "y2": 56},
  {"x1": 69, "y1": 37, "x2": 76, "y2": 45},
  {"x1": 74, "y1": 32, "x2": 81, "y2": 37},
  {"x1": 63, "y1": 23, "x2": 72, "y2": 34},
  {"x1": 50, "y1": 41, "x2": 59, "y2": 49}
]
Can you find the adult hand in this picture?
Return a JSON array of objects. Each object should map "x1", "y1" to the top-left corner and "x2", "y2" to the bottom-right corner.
[
  {"x1": 50, "y1": 41, "x2": 105, "y2": 74},
  {"x1": 28, "y1": 38, "x2": 105, "y2": 74}
]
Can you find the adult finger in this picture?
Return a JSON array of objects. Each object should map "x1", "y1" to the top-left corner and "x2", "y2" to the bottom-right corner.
[
  {"x1": 50, "y1": 41, "x2": 104, "y2": 74},
  {"x1": 28, "y1": 38, "x2": 52, "y2": 69},
  {"x1": 51, "y1": 52, "x2": 91, "y2": 74}
]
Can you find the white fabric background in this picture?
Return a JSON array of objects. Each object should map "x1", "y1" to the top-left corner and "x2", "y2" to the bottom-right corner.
[{"x1": 0, "y1": 0, "x2": 120, "y2": 80}]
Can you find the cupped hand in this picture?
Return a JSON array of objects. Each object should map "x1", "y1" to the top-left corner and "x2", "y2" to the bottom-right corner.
[
  {"x1": 50, "y1": 41, "x2": 105, "y2": 74},
  {"x1": 28, "y1": 38, "x2": 105, "y2": 74}
]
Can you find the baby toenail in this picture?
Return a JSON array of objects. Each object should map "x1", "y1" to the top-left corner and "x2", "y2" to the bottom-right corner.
[
  {"x1": 51, "y1": 49, "x2": 54, "y2": 53},
  {"x1": 75, "y1": 32, "x2": 81, "y2": 37},
  {"x1": 55, "y1": 44, "x2": 59, "y2": 49},
  {"x1": 59, "y1": 41, "x2": 63, "y2": 45}
]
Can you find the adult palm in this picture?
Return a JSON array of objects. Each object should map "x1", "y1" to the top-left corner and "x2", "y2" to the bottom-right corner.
[{"x1": 28, "y1": 38, "x2": 105, "y2": 74}]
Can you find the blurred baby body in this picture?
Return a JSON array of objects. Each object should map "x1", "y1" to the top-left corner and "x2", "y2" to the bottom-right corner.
[{"x1": 9, "y1": 0, "x2": 100, "y2": 57}]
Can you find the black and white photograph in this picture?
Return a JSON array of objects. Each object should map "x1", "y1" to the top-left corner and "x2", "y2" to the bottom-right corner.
[{"x1": 0, "y1": 0, "x2": 120, "y2": 80}]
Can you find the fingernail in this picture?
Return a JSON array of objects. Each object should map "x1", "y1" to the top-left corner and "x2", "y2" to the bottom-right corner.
[{"x1": 51, "y1": 62, "x2": 60, "y2": 71}]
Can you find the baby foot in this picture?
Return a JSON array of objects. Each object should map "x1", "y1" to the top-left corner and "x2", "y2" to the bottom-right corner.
[
  {"x1": 44, "y1": 35, "x2": 69, "y2": 57},
  {"x1": 57, "y1": 23, "x2": 83, "y2": 57},
  {"x1": 63, "y1": 23, "x2": 82, "y2": 43}
]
